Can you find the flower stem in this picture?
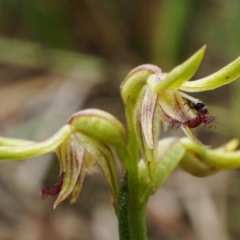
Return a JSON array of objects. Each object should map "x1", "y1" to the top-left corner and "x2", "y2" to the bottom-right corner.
[
  {"x1": 122, "y1": 100, "x2": 147, "y2": 240},
  {"x1": 118, "y1": 172, "x2": 131, "y2": 240}
]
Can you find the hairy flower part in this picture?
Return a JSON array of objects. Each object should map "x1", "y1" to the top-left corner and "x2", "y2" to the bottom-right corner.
[
  {"x1": 41, "y1": 172, "x2": 65, "y2": 199},
  {"x1": 168, "y1": 110, "x2": 216, "y2": 129},
  {"x1": 40, "y1": 130, "x2": 119, "y2": 209}
]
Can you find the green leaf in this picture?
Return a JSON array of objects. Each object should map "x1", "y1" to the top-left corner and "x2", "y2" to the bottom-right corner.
[
  {"x1": 179, "y1": 56, "x2": 240, "y2": 92},
  {"x1": 153, "y1": 46, "x2": 206, "y2": 93}
]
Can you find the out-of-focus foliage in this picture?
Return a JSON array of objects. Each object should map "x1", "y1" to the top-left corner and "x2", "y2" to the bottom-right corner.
[{"x1": 0, "y1": 0, "x2": 240, "y2": 240}]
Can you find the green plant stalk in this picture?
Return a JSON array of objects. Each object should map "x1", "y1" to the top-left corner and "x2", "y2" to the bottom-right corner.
[
  {"x1": 122, "y1": 100, "x2": 147, "y2": 240},
  {"x1": 138, "y1": 202, "x2": 148, "y2": 238},
  {"x1": 118, "y1": 172, "x2": 131, "y2": 240}
]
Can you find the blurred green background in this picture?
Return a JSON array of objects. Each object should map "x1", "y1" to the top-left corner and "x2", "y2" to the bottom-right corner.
[{"x1": 0, "y1": 0, "x2": 240, "y2": 239}]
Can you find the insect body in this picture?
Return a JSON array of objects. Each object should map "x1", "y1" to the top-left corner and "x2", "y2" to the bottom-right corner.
[
  {"x1": 165, "y1": 92, "x2": 216, "y2": 129},
  {"x1": 168, "y1": 96, "x2": 215, "y2": 129},
  {"x1": 179, "y1": 91, "x2": 209, "y2": 115},
  {"x1": 184, "y1": 98, "x2": 208, "y2": 115}
]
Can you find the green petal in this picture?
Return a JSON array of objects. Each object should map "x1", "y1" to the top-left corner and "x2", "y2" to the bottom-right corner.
[
  {"x1": 215, "y1": 138, "x2": 239, "y2": 152},
  {"x1": 153, "y1": 46, "x2": 206, "y2": 93},
  {"x1": 54, "y1": 134, "x2": 84, "y2": 208},
  {"x1": 75, "y1": 133, "x2": 119, "y2": 209},
  {"x1": 140, "y1": 87, "x2": 160, "y2": 150},
  {"x1": 138, "y1": 138, "x2": 185, "y2": 202},
  {"x1": 132, "y1": 87, "x2": 155, "y2": 168},
  {"x1": 70, "y1": 170, "x2": 86, "y2": 204},
  {"x1": 158, "y1": 89, "x2": 195, "y2": 122},
  {"x1": 180, "y1": 56, "x2": 240, "y2": 92},
  {"x1": 154, "y1": 138, "x2": 185, "y2": 187},
  {"x1": 179, "y1": 138, "x2": 239, "y2": 177},
  {"x1": 179, "y1": 150, "x2": 219, "y2": 177}
]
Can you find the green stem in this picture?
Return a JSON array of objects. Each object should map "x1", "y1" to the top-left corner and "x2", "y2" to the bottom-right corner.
[
  {"x1": 118, "y1": 172, "x2": 132, "y2": 240},
  {"x1": 123, "y1": 100, "x2": 147, "y2": 240},
  {"x1": 138, "y1": 202, "x2": 148, "y2": 238}
]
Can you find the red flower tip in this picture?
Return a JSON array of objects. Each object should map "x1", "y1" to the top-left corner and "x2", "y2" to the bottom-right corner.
[{"x1": 41, "y1": 172, "x2": 65, "y2": 199}]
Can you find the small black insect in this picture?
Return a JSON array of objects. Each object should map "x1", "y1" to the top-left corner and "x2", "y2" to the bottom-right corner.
[{"x1": 184, "y1": 98, "x2": 209, "y2": 115}]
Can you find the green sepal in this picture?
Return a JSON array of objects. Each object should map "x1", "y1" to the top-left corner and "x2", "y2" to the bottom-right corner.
[
  {"x1": 75, "y1": 132, "x2": 119, "y2": 210},
  {"x1": 138, "y1": 138, "x2": 185, "y2": 203},
  {"x1": 120, "y1": 64, "x2": 162, "y2": 104},
  {"x1": 68, "y1": 109, "x2": 126, "y2": 148},
  {"x1": 54, "y1": 133, "x2": 84, "y2": 208},
  {"x1": 180, "y1": 137, "x2": 240, "y2": 169},
  {"x1": 179, "y1": 151, "x2": 218, "y2": 177},
  {"x1": 0, "y1": 125, "x2": 72, "y2": 160},
  {"x1": 180, "y1": 56, "x2": 240, "y2": 92},
  {"x1": 153, "y1": 46, "x2": 206, "y2": 93}
]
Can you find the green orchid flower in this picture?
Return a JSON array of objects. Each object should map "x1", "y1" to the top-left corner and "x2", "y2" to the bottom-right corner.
[
  {"x1": 1, "y1": 46, "x2": 240, "y2": 240},
  {"x1": 121, "y1": 46, "x2": 240, "y2": 202},
  {"x1": 0, "y1": 109, "x2": 126, "y2": 209}
]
